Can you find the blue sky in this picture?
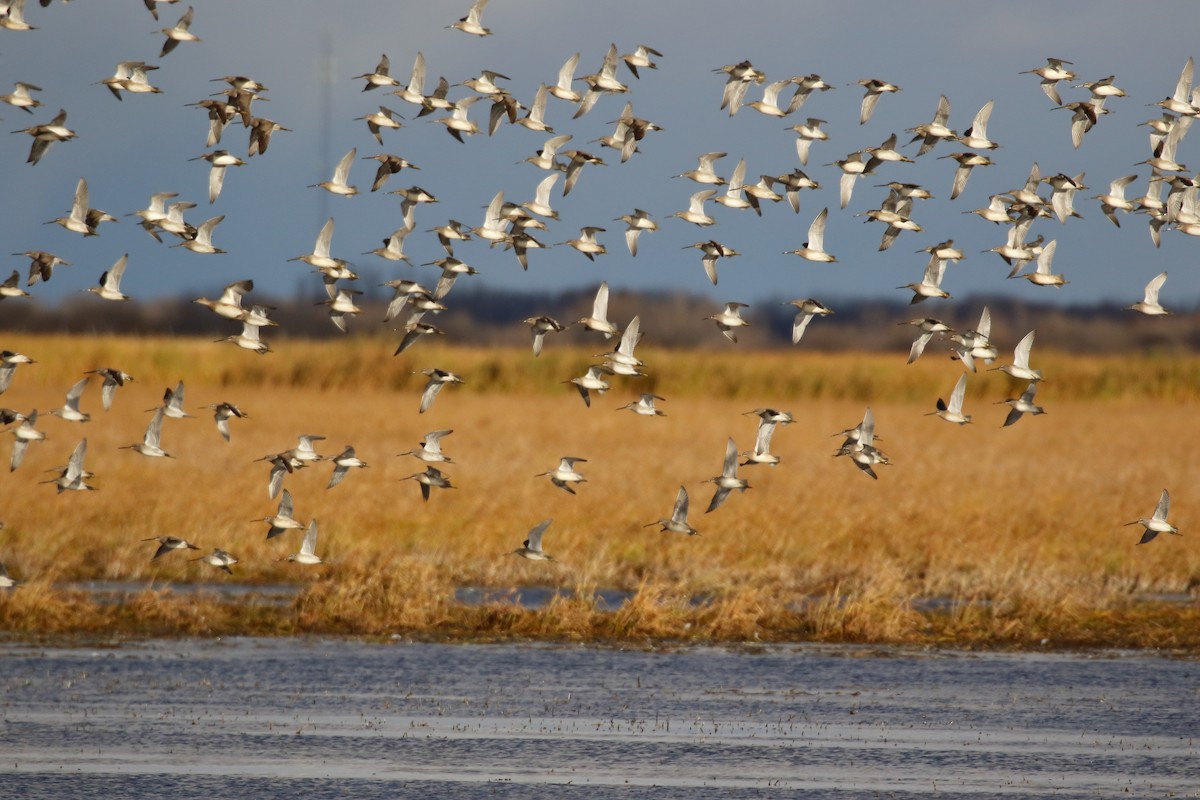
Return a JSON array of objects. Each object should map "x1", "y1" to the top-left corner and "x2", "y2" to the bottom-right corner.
[{"x1": 2, "y1": 0, "x2": 1199, "y2": 311}]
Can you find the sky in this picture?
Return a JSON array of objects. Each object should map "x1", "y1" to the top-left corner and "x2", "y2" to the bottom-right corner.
[{"x1": 2, "y1": 0, "x2": 1199, "y2": 313}]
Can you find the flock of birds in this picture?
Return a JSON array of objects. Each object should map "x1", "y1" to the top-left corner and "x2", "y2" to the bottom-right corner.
[{"x1": 0, "y1": 0, "x2": 1190, "y2": 590}]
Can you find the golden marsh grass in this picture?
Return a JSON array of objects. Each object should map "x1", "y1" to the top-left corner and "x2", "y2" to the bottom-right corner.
[{"x1": 0, "y1": 334, "x2": 1197, "y2": 648}]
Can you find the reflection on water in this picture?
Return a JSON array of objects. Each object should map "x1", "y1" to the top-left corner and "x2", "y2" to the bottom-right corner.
[{"x1": 0, "y1": 638, "x2": 1197, "y2": 798}]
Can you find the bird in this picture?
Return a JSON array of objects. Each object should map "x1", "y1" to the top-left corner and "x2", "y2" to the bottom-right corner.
[
  {"x1": 290, "y1": 217, "x2": 351, "y2": 279},
  {"x1": 1129, "y1": 271, "x2": 1169, "y2": 316},
  {"x1": 906, "y1": 94, "x2": 956, "y2": 156},
  {"x1": 646, "y1": 486, "x2": 698, "y2": 536},
  {"x1": 49, "y1": 377, "x2": 90, "y2": 423},
  {"x1": 902, "y1": 317, "x2": 953, "y2": 364},
  {"x1": 0, "y1": 81, "x2": 41, "y2": 114},
  {"x1": 45, "y1": 438, "x2": 95, "y2": 493},
  {"x1": 365, "y1": 153, "x2": 420, "y2": 193},
  {"x1": 615, "y1": 209, "x2": 658, "y2": 257},
  {"x1": 356, "y1": 106, "x2": 404, "y2": 145},
  {"x1": 512, "y1": 519, "x2": 554, "y2": 560},
  {"x1": 206, "y1": 402, "x2": 246, "y2": 442},
  {"x1": 618, "y1": 393, "x2": 666, "y2": 417},
  {"x1": 538, "y1": 457, "x2": 587, "y2": 494},
  {"x1": 98, "y1": 61, "x2": 162, "y2": 100},
  {"x1": 950, "y1": 307, "x2": 998, "y2": 373},
  {"x1": 8, "y1": 409, "x2": 44, "y2": 471},
  {"x1": 704, "y1": 437, "x2": 749, "y2": 513},
  {"x1": 400, "y1": 429, "x2": 454, "y2": 464},
  {"x1": 997, "y1": 383, "x2": 1045, "y2": 428},
  {"x1": 15, "y1": 108, "x2": 76, "y2": 165},
  {"x1": 740, "y1": 417, "x2": 781, "y2": 467},
  {"x1": 620, "y1": 44, "x2": 663, "y2": 79},
  {"x1": 17, "y1": 250, "x2": 70, "y2": 286},
  {"x1": 784, "y1": 298, "x2": 833, "y2": 343},
  {"x1": 0, "y1": 351, "x2": 35, "y2": 394},
  {"x1": 940, "y1": 151, "x2": 993, "y2": 200},
  {"x1": 856, "y1": 78, "x2": 900, "y2": 124},
  {"x1": 328, "y1": 446, "x2": 368, "y2": 489},
  {"x1": 1126, "y1": 489, "x2": 1180, "y2": 545},
  {"x1": 834, "y1": 406, "x2": 888, "y2": 482},
  {"x1": 449, "y1": 0, "x2": 490, "y2": 36},
  {"x1": 789, "y1": 118, "x2": 828, "y2": 166},
  {"x1": 929, "y1": 373, "x2": 972, "y2": 424},
  {"x1": 436, "y1": 95, "x2": 482, "y2": 142},
  {"x1": 0, "y1": 271, "x2": 29, "y2": 301},
  {"x1": 672, "y1": 188, "x2": 718, "y2": 226},
  {"x1": 144, "y1": 536, "x2": 199, "y2": 561},
  {"x1": 599, "y1": 315, "x2": 644, "y2": 369},
  {"x1": 957, "y1": 100, "x2": 999, "y2": 150},
  {"x1": 220, "y1": 320, "x2": 270, "y2": 354},
  {"x1": 311, "y1": 148, "x2": 358, "y2": 197},
  {"x1": 566, "y1": 365, "x2": 613, "y2": 408},
  {"x1": 899, "y1": 255, "x2": 950, "y2": 304},
  {"x1": 418, "y1": 369, "x2": 464, "y2": 414},
  {"x1": 575, "y1": 281, "x2": 620, "y2": 338},
  {"x1": 1095, "y1": 175, "x2": 1138, "y2": 227},
  {"x1": 1021, "y1": 58, "x2": 1075, "y2": 106},
  {"x1": 155, "y1": 380, "x2": 192, "y2": 419},
  {"x1": 560, "y1": 226, "x2": 607, "y2": 261},
  {"x1": 285, "y1": 520, "x2": 324, "y2": 564},
  {"x1": 686, "y1": 240, "x2": 740, "y2": 285},
  {"x1": 676, "y1": 151, "x2": 727, "y2": 185},
  {"x1": 87, "y1": 254, "x2": 131, "y2": 301},
  {"x1": 160, "y1": 5, "x2": 199, "y2": 56},
  {"x1": 194, "y1": 279, "x2": 255, "y2": 321},
  {"x1": 1014, "y1": 239, "x2": 1068, "y2": 287},
  {"x1": 708, "y1": 302, "x2": 750, "y2": 343},
  {"x1": 49, "y1": 178, "x2": 95, "y2": 235},
  {"x1": 176, "y1": 215, "x2": 225, "y2": 255},
  {"x1": 403, "y1": 466, "x2": 454, "y2": 501},
  {"x1": 785, "y1": 207, "x2": 836, "y2": 262},
  {"x1": 995, "y1": 330, "x2": 1042, "y2": 382},
  {"x1": 190, "y1": 149, "x2": 245, "y2": 204},
  {"x1": 122, "y1": 408, "x2": 173, "y2": 458},
  {"x1": 356, "y1": 54, "x2": 399, "y2": 91},
  {"x1": 193, "y1": 548, "x2": 238, "y2": 575}
]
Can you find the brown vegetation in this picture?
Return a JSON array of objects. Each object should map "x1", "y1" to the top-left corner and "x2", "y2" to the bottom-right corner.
[{"x1": 0, "y1": 335, "x2": 1198, "y2": 649}]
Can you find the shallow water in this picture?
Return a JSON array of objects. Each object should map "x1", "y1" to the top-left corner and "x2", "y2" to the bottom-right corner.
[{"x1": 0, "y1": 638, "x2": 1196, "y2": 798}]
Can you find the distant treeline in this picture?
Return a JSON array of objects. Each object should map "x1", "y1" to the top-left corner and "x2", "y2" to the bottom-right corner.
[{"x1": 1, "y1": 287, "x2": 1196, "y2": 353}]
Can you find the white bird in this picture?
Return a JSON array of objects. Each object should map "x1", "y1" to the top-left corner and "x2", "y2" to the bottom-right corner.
[
  {"x1": 957, "y1": 100, "x2": 998, "y2": 150},
  {"x1": 87, "y1": 254, "x2": 130, "y2": 301},
  {"x1": 206, "y1": 401, "x2": 246, "y2": 442},
  {"x1": 418, "y1": 368, "x2": 464, "y2": 414},
  {"x1": 566, "y1": 365, "x2": 613, "y2": 408},
  {"x1": 618, "y1": 393, "x2": 666, "y2": 417},
  {"x1": 177, "y1": 215, "x2": 226, "y2": 255},
  {"x1": 600, "y1": 315, "x2": 644, "y2": 368},
  {"x1": 685, "y1": 240, "x2": 739, "y2": 286},
  {"x1": 785, "y1": 298, "x2": 833, "y2": 344},
  {"x1": 538, "y1": 456, "x2": 587, "y2": 494},
  {"x1": 157, "y1": 380, "x2": 192, "y2": 419},
  {"x1": 1015, "y1": 239, "x2": 1068, "y2": 287},
  {"x1": 123, "y1": 408, "x2": 173, "y2": 458},
  {"x1": 260, "y1": 489, "x2": 304, "y2": 539},
  {"x1": 449, "y1": 0, "x2": 490, "y2": 36},
  {"x1": 286, "y1": 520, "x2": 324, "y2": 564},
  {"x1": 906, "y1": 94, "x2": 956, "y2": 157},
  {"x1": 1, "y1": 81, "x2": 42, "y2": 114},
  {"x1": 47, "y1": 438, "x2": 95, "y2": 493},
  {"x1": 903, "y1": 317, "x2": 953, "y2": 364},
  {"x1": 144, "y1": 536, "x2": 199, "y2": 561},
  {"x1": 899, "y1": 256, "x2": 950, "y2": 304},
  {"x1": 708, "y1": 302, "x2": 750, "y2": 343},
  {"x1": 49, "y1": 377, "x2": 90, "y2": 423},
  {"x1": 190, "y1": 150, "x2": 244, "y2": 204},
  {"x1": 676, "y1": 151, "x2": 727, "y2": 185},
  {"x1": 1129, "y1": 271, "x2": 1169, "y2": 316},
  {"x1": 403, "y1": 466, "x2": 454, "y2": 501},
  {"x1": 785, "y1": 207, "x2": 836, "y2": 262},
  {"x1": 512, "y1": 519, "x2": 554, "y2": 560},
  {"x1": 646, "y1": 486, "x2": 698, "y2": 536},
  {"x1": 575, "y1": 281, "x2": 619, "y2": 338},
  {"x1": 193, "y1": 548, "x2": 238, "y2": 575},
  {"x1": 672, "y1": 188, "x2": 718, "y2": 227},
  {"x1": 616, "y1": 209, "x2": 658, "y2": 257},
  {"x1": 996, "y1": 330, "x2": 1042, "y2": 382},
  {"x1": 311, "y1": 148, "x2": 358, "y2": 197},
  {"x1": 930, "y1": 373, "x2": 972, "y2": 424},
  {"x1": 160, "y1": 5, "x2": 200, "y2": 57},
  {"x1": 789, "y1": 118, "x2": 828, "y2": 166},
  {"x1": 85, "y1": 368, "x2": 134, "y2": 412},
  {"x1": 704, "y1": 437, "x2": 749, "y2": 513},
  {"x1": 1126, "y1": 489, "x2": 1180, "y2": 545},
  {"x1": 1095, "y1": 175, "x2": 1138, "y2": 227},
  {"x1": 220, "y1": 320, "x2": 270, "y2": 354},
  {"x1": 328, "y1": 446, "x2": 368, "y2": 489},
  {"x1": 740, "y1": 418, "x2": 781, "y2": 467},
  {"x1": 856, "y1": 78, "x2": 900, "y2": 124},
  {"x1": 9, "y1": 409, "x2": 44, "y2": 471},
  {"x1": 400, "y1": 429, "x2": 454, "y2": 463},
  {"x1": 997, "y1": 383, "x2": 1045, "y2": 428},
  {"x1": 0, "y1": 351, "x2": 34, "y2": 394},
  {"x1": 356, "y1": 53, "x2": 400, "y2": 92}
]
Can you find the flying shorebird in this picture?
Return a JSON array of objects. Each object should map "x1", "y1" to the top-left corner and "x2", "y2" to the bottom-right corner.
[
  {"x1": 566, "y1": 365, "x2": 613, "y2": 407},
  {"x1": 929, "y1": 373, "x2": 972, "y2": 424},
  {"x1": 1126, "y1": 489, "x2": 1180, "y2": 545},
  {"x1": 645, "y1": 486, "x2": 698, "y2": 536},
  {"x1": 902, "y1": 317, "x2": 953, "y2": 364},
  {"x1": 856, "y1": 78, "x2": 900, "y2": 124},
  {"x1": 8, "y1": 409, "x2": 44, "y2": 471},
  {"x1": 176, "y1": 215, "x2": 225, "y2": 255},
  {"x1": 159, "y1": 5, "x2": 199, "y2": 57},
  {"x1": 285, "y1": 520, "x2": 324, "y2": 564},
  {"x1": 193, "y1": 548, "x2": 238, "y2": 575},
  {"x1": 49, "y1": 377, "x2": 90, "y2": 423},
  {"x1": 512, "y1": 519, "x2": 554, "y2": 560},
  {"x1": 122, "y1": 408, "x2": 173, "y2": 458},
  {"x1": 356, "y1": 54, "x2": 399, "y2": 91},
  {"x1": 1014, "y1": 239, "x2": 1067, "y2": 287},
  {"x1": 327, "y1": 446, "x2": 368, "y2": 489},
  {"x1": 740, "y1": 417, "x2": 781, "y2": 467},
  {"x1": 0, "y1": 81, "x2": 42, "y2": 114},
  {"x1": 618, "y1": 393, "x2": 666, "y2": 416},
  {"x1": 784, "y1": 298, "x2": 833, "y2": 344},
  {"x1": 258, "y1": 490, "x2": 303, "y2": 539},
  {"x1": 45, "y1": 438, "x2": 95, "y2": 493},
  {"x1": 449, "y1": 0, "x2": 490, "y2": 36},
  {"x1": 220, "y1": 320, "x2": 270, "y2": 354},
  {"x1": 0, "y1": 271, "x2": 29, "y2": 301},
  {"x1": 0, "y1": 351, "x2": 34, "y2": 395},
  {"x1": 403, "y1": 466, "x2": 454, "y2": 501},
  {"x1": 400, "y1": 429, "x2": 454, "y2": 463},
  {"x1": 704, "y1": 437, "x2": 749, "y2": 513},
  {"x1": 686, "y1": 240, "x2": 740, "y2": 285},
  {"x1": 708, "y1": 302, "x2": 750, "y2": 343},
  {"x1": 538, "y1": 456, "x2": 587, "y2": 494},
  {"x1": 906, "y1": 94, "x2": 956, "y2": 157},
  {"x1": 615, "y1": 209, "x2": 658, "y2": 257},
  {"x1": 418, "y1": 368, "x2": 464, "y2": 414},
  {"x1": 17, "y1": 250, "x2": 70, "y2": 286},
  {"x1": 144, "y1": 536, "x2": 199, "y2": 561},
  {"x1": 83, "y1": 368, "x2": 133, "y2": 412},
  {"x1": 672, "y1": 188, "x2": 717, "y2": 226},
  {"x1": 575, "y1": 281, "x2": 620, "y2": 338},
  {"x1": 997, "y1": 383, "x2": 1045, "y2": 428},
  {"x1": 87, "y1": 254, "x2": 130, "y2": 301},
  {"x1": 15, "y1": 108, "x2": 76, "y2": 165},
  {"x1": 785, "y1": 207, "x2": 836, "y2": 262},
  {"x1": 1129, "y1": 271, "x2": 1169, "y2": 316},
  {"x1": 1021, "y1": 57, "x2": 1075, "y2": 106},
  {"x1": 995, "y1": 330, "x2": 1042, "y2": 382},
  {"x1": 190, "y1": 149, "x2": 245, "y2": 204},
  {"x1": 311, "y1": 148, "x2": 358, "y2": 196},
  {"x1": 206, "y1": 401, "x2": 246, "y2": 442}
]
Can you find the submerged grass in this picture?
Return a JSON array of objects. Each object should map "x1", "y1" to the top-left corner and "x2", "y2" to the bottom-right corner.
[{"x1": 0, "y1": 335, "x2": 1198, "y2": 649}]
